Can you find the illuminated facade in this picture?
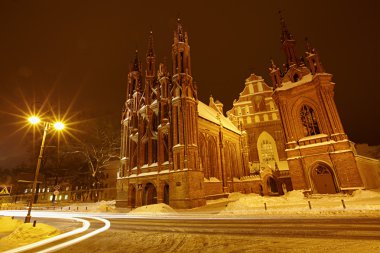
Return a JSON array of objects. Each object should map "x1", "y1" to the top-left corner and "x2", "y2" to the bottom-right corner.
[
  {"x1": 117, "y1": 17, "x2": 373, "y2": 209},
  {"x1": 268, "y1": 15, "x2": 365, "y2": 194}
]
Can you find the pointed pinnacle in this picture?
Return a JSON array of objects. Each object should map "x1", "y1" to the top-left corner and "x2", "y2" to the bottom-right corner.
[
  {"x1": 279, "y1": 11, "x2": 292, "y2": 42},
  {"x1": 176, "y1": 18, "x2": 185, "y2": 42},
  {"x1": 133, "y1": 49, "x2": 140, "y2": 71},
  {"x1": 147, "y1": 31, "x2": 154, "y2": 57}
]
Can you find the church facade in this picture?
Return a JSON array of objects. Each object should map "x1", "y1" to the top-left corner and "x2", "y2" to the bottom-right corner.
[{"x1": 116, "y1": 17, "x2": 369, "y2": 209}]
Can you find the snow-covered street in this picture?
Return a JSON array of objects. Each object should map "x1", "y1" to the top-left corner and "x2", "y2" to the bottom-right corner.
[
  {"x1": 1, "y1": 189, "x2": 380, "y2": 252},
  {"x1": 57, "y1": 216, "x2": 380, "y2": 253}
]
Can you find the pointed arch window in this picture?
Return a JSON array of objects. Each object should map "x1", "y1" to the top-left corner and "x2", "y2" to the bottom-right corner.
[
  {"x1": 261, "y1": 140, "x2": 275, "y2": 164},
  {"x1": 300, "y1": 105, "x2": 320, "y2": 136}
]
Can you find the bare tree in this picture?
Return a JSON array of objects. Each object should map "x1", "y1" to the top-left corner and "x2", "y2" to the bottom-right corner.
[{"x1": 70, "y1": 123, "x2": 120, "y2": 201}]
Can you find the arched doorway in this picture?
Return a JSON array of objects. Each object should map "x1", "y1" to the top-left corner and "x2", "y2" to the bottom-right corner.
[
  {"x1": 257, "y1": 131, "x2": 280, "y2": 170},
  {"x1": 143, "y1": 183, "x2": 157, "y2": 205},
  {"x1": 163, "y1": 184, "x2": 169, "y2": 205},
  {"x1": 311, "y1": 164, "x2": 338, "y2": 194},
  {"x1": 129, "y1": 185, "x2": 136, "y2": 208},
  {"x1": 267, "y1": 177, "x2": 278, "y2": 194}
]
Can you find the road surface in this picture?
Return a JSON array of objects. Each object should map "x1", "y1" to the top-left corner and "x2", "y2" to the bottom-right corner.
[{"x1": 56, "y1": 216, "x2": 380, "y2": 253}]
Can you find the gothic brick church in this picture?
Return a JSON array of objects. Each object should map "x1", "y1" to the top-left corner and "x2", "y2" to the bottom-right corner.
[{"x1": 116, "y1": 17, "x2": 372, "y2": 209}]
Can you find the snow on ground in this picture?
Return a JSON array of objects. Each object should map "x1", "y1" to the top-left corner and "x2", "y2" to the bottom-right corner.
[
  {"x1": 60, "y1": 200, "x2": 117, "y2": 212},
  {"x1": 56, "y1": 228, "x2": 380, "y2": 253},
  {"x1": 41, "y1": 189, "x2": 380, "y2": 217},
  {"x1": 0, "y1": 216, "x2": 23, "y2": 233},
  {"x1": 205, "y1": 192, "x2": 246, "y2": 205},
  {"x1": 0, "y1": 218, "x2": 59, "y2": 251},
  {"x1": 1, "y1": 190, "x2": 380, "y2": 252},
  {"x1": 218, "y1": 189, "x2": 380, "y2": 216},
  {"x1": 2, "y1": 189, "x2": 380, "y2": 217},
  {"x1": 129, "y1": 203, "x2": 176, "y2": 215}
]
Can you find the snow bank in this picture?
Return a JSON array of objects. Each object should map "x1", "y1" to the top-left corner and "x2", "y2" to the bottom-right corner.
[
  {"x1": 0, "y1": 221, "x2": 59, "y2": 251},
  {"x1": 95, "y1": 200, "x2": 116, "y2": 212},
  {"x1": 228, "y1": 192, "x2": 247, "y2": 200},
  {"x1": 129, "y1": 203, "x2": 177, "y2": 215},
  {"x1": 282, "y1": 190, "x2": 305, "y2": 200},
  {"x1": 206, "y1": 191, "x2": 304, "y2": 206},
  {"x1": 219, "y1": 189, "x2": 380, "y2": 217},
  {"x1": 206, "y1": 198, "x2": 229, "y2": 205},
  {"x1": 0, "y1": 216, "x2": 23, "y2": 233},
  {"x1": 351, "y1": 189, "x2": 380, "y2": 199}
]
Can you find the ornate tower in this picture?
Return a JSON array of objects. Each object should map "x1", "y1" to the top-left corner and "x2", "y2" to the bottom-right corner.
[
  {"x1": 280, "y1": 12, "x2": 298, "y2": 67},
  {"x1": 170, "y1": 19, "x2": 204, "y2": 207},
  {"x1": 157, "y1": 60, "x2": 172, "y2": 167},
  {"x1": 120, "y1": 50, "x2": 143, "y2": 178},
  {"x1": 140, "y1": 31, "x2": 158, "y2": 168},
  {"x1": 271, "y1": 18, "x2": 363, "y2": 194}
]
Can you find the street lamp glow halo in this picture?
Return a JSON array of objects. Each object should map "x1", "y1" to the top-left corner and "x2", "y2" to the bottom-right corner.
[
  {"x1": 28, "y1": 116, "x2": 41, "y2": 125},
  {"x1": 53, "y1": 121, "x2": 65, "y2": 131}
]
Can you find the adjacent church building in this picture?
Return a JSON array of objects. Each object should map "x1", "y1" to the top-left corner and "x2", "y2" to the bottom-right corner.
[{"x1": 116, "y1": 17, "x2": 378, "y2": 209}]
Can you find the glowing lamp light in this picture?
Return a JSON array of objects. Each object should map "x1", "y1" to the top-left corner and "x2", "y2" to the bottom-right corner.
[
  {"x1": 53, "y1": 121, "x2": 65, "y2": 131},
  {"x1": 28, "y1": 116, "x2": 41, "y2": 125}
]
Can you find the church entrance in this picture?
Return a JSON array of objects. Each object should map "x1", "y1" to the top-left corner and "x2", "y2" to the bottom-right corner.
[
  {"x1": 163, "y1": 184, "x2": 169, "y2": 205},
  {"x1": 143, "y1": 183, "x2": 157, "y2": 205},
  {"x1": 267, "y1": 177, "x2": 278, "y2": 194},
  {"x1": 311, "y1": 164, "x2": 337, "y2": 194},
  {"x1": 129, "y1": 185, "x2": 136, "y2": 208}
]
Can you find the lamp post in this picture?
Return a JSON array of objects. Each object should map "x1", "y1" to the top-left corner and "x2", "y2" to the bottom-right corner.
[{"x1": 24, "y1": 116, "x2": 64, "y2": 223}]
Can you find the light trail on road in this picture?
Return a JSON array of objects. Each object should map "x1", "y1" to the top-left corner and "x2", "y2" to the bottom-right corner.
[
  {"x1": 57, "y1": 214, "x2": 380, "y2": 253},
  {"x1": 2, "y1": 210, "x2": 380, "y2": 252},
  {"x1": 0, "y1": 210, "x2": 110, "y2": 253}
]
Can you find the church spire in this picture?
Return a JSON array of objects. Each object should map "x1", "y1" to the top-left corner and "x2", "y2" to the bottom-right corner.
[
  {"x1": 269, "y1": 59, "x2": 282, "y2": 89},
  {"x1": 127, "y1": 49, "x2": 142, "y2": 97},
  {"x1": 279, "y1": 11, "x2": 298, "y2": 67},
  {"x1": 304, "y1": 37, "x2": 325, "y2": 74},
  {"x1": 172, "y1": 18, "x2": 191, "y2": 75},
  {"x1": 147, "y1": 30, "x2": 154, "y2": 57},
  {"x1": 132, "y1": 49, "x2": 141, "y2": 72},
  {"x1": 146, "y1": 31, "x2": 156, "y2": 77},
  {"x1": 279, "y1": 11, "x2": 293, "y2": 43},
  {"x1": 175, "y1": 18, "x2": 185, "y2": 42}
]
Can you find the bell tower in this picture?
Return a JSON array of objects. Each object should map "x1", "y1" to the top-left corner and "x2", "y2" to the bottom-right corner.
[
  {"x1": 121, "y1": 50, "x2": 143, "y2": 178},
  {"x1": 272, "y1": 19, "x2": 363, "y2": 194},
  {"x1": 170, "y1": 18, "x2": 205, "y2": 208},
  {"x1": 140, "y1": 31, "x2": 158, "y2": 167},
  {"x1": 171, "y1": 18, "x2": 198, "y2": 171}
]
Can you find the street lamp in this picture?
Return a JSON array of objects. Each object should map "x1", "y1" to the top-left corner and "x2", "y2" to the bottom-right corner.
[{"x1": 25, "y1": 115, "x2": 65, "y2": 223}]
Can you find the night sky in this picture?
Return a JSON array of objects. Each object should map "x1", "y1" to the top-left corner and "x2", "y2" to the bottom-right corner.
[{"x1": 1, "y1": 0, "x2": 379, "y2": 168}]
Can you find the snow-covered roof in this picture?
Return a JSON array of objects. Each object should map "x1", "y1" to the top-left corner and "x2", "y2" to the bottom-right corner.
[
  {"x1": 276, "y1": 73, "x2": 313, "y2": 91},
  {"x1": 198, "y1": 101, "x2": 241, "y2": 134}
]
